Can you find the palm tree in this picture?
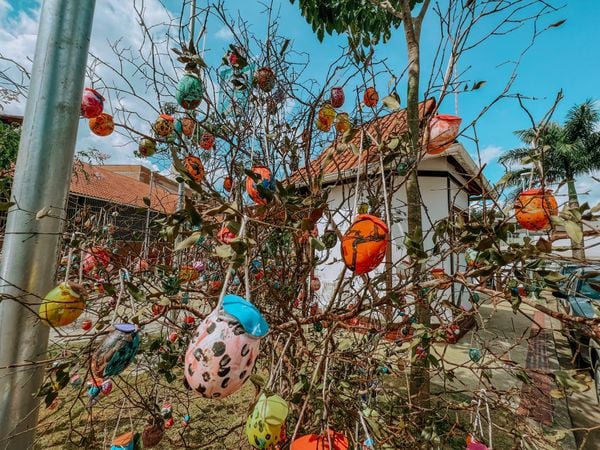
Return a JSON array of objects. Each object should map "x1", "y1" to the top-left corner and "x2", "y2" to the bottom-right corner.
[{"x1": 498, "y1": 100, "x2": 600, "y2": 259}]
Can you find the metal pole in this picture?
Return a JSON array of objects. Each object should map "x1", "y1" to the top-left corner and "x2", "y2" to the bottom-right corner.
[{"x1": 0, "y1": 1, "x2": 96, "y2": 448}]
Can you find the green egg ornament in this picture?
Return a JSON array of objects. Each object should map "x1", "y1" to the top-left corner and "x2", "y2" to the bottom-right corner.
[{"x1": 176, "y1": 72, "x2": 204, "y2": 110}]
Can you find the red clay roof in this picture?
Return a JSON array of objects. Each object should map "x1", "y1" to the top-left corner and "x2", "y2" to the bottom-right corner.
[
  {"x1": 70, "y1": 163, "x2": 178, "y2": 213},
  {"x1": 289, "y1": 99, "x2": 436, "y2": 185}
]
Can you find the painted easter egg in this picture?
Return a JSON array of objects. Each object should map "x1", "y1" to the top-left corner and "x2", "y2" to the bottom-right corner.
[
  {"x1": 89, "y1": 112, "x2": 114, "y2": 136},
  {"x1": 91, "y1": 324, "x2": 140, "y2": 378},
  {"x1": 246, "y1": 393, "x2": 289, "y2": 449},
  {"x1": 39, "y1": 282, "x2": 87, "y2": 327},
  {"x1": 81, "y1": 88, "x2": 104, "y2": 118},
  {"x1": 176, "y1": 72, "x2": 204, "y2": 110},
  {"x1": 341, "y1": 214, "x2": 388, "y2": 274}
]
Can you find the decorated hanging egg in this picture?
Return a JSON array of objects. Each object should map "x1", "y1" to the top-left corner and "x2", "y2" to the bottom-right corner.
[
  {"x1": 91, "y1": 323, "x2": 140, "y2": 379},
  {"x1": 330, "y1": 87, "x2": 345, "y2": 108},
  {"x1": 184, "y1": 295, "x2": 269, "y2": 399},
  {"x1": 514, "y1": 188, "x2": 557, "y2": 231},
  {"x1": 427, "y1": 114, "x2": 462, "y2": 154},
  {"x1": 335, "y1": 112, "x2": 351, "y2": 134},
  {"x1": 341, "y1": 215, "x2": 388, "y2": 275},
  {"x1": 164, "y1": 417, "x2": 175, "y2": 429},
  {"x1": 291, "y1": 430, "x2": 349, "y2": 450},
  {"x1": 255, "y1": 67, "x2": 276, "y2": 92},
  {"x1": 321, "y1": 230, "x2": 338, "y2": 249},
  {"x1": 176, "y1": 72, "x2": 204, "y2": 110},
  {"x1": 315, "y1": 117, "x2": 332, "y2": 132},
  {"x1": 208, "y1": 280, "x2": 223, "y2": 294},
  {"x1": 246, "y1": 166, "x2": 275, "y2": 205},
  {"x1": 217, "y1": 226, "x2": 236, "y2": 244},
  {"x1": 245, "y1": 393, "x2": 289, "y2": 449},
  {"x1": 110, "y1": 432, "x2": 135, "y2": 450},
  {"x1": 82, "y1": 247, "x2": 111, "y2": 275},
  {"x1": 363, "y1": 87, "x2": 379, "y2": 108},
  {"x1": 101, "y1": 379, "x2": 113, "y2": 395},
  {"x1": 183, "y1": 155, "x2": 205, "y2": 183},
  {"x1": 80, "y1": 88, "x2": 104, "y2": 118},
  {"x1": 179, "y1": 265, "x2": 200, "y2": 283},
  {"x1": 153, "y1": 114, "x2": 175, "y2": 137},
  {"x1": 81, "y1": 319, "x2": 93, "y2": 331},
  {"x1": 139, "y1": 138, "x2": 156, "y2": 157},
  {"x1": 89, "y1": 112, "x2": 114, "y2": 136},
  {"x1": 142, "y1": 417, "x2": 165, "y2": 448},
  {"x1": 310, "y1": 277, "x2": 321, "y2": 291},
  {"x1": 200, "y1": 132, "x2": 215, "y2": 150},
  {"x1": 181, "y1": 116, "x2": 196, "y2": 137},
  {"x1": 161, "y1": 402, "x2": 172, "y2": 419},
  {"x1": 223, "y1": 176, "x2": 233, "y2": 192},
  {"x1": 39, "y1": 282, "x2": 87, "y2": 327},
  {"x1": 168, "y1": 332, "x2": 178, "y2": 343},
  {"x1": 468, "y1": 348, "x2": 482, "y2": 363},
  {"x1": 318, "y1": 103, "x2": 336, "y2": 129}
]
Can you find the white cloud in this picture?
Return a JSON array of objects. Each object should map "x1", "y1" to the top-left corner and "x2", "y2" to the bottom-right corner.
[
  {"x1": 214, "y1": 26, "x2": 234, "y2": 41},
  {"x1": 476, "y1": 145, "x2": 503, "y2": 165}
]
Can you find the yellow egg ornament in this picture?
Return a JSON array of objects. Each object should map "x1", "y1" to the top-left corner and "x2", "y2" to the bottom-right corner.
[
  {"x1": 39, "y1": 282, "x2": 87, "y2": 327},
  {"x1": 246, "y1": 393, "x2": 289, "y2": 449}
]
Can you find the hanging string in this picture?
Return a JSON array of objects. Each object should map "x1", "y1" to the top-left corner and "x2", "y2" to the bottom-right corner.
[
  {"x1": 63, "y1": 233, "x2": 76, "y2": 285},
  {"x1": 351, "y1": 130, "x2": 365, "y2": 218},
  {"x1": 78, "y1": 249, "x2": 84, "y2": 284},
  {"x1": 111, "y1": 268, "x2": 128, "y2": 325},
  {"x1": 266, "y1": 333, "x2": 292, "y2": 390},
  {"x1": 358, "y1": 411, "x2": 375, "y2": 449},
  {"x1": 378, "y1": 153, "x2": 390, "y2": 225},
  {"x1": 111, "y1": 398, "x2": 127, "y2": 443},
  {"x1": 215, "y1": 215, "x2": 248, "y2": 312}
]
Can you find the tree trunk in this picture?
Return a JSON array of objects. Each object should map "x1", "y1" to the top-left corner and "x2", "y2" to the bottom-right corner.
[
  {"x1": 400, "y1": 0, "x2": 431, "y2": 411},
  {"x1": 566, "y1": 178, "x2": 585, "y2": 259}
]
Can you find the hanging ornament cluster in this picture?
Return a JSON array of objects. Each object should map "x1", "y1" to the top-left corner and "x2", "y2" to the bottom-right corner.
[
  {"x1": 514, "y1": 188, "x2": 557, "y2": 231},
  {"x1": 363, "y1": 87, "x2": 379, "y2": 108},
  {"x1": 38, "y1": 282, "x2": 87, "y2": 327},
  {"x1": 184, "y1": 155, "x2": 205, "y2": 183},
  {"x1": 245, "y1": 393, "x2": 289, "y2": 449},
  {"x1": 184, "y1": 295, "x2": 269, "y2": 399},
  {"x1": 427, "y1": 114, "x2": 462, "y2": 154},
  {"x1": 255, "y1": 67, "x2": 276, "y2": 92},
  {"x1": 176, "y1": 72, "x2": 204, "y2": 110},
  {"x1": 341, "y1": 214, "x2": 389, "y2": 275},
  {"x1": 246, "y1": 165, "x2": 275, "y2": 205},
  {"x1": 91, "y1": 323, "x2": 140, "y2": 378}
]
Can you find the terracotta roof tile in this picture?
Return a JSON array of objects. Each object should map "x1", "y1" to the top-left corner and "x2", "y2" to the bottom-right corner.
[
  {"x1": 289, "y1": 99, "x2": 436, "y2": 185},
  {"x1": 70, "y1": 164, "x2": 178, "y2": 213}
]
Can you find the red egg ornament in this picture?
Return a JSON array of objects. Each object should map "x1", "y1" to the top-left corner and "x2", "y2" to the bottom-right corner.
[
  {"x1": 89, "y1": 113, "x2": 114, "y2": 137},
  {"x1": 246, "y1": 165, "x2": 275, "y2": 205},
  {"x1": 81, "y1": 319, "x2": 93, "y2": 331},
  {"x1": 200, "y1": 132, "x2": 215, "y2": 150},
  {"x1": 291, "y1": 430, "x2": 349, "y2": 450},
  {"x1": 330, "y1": 87, "x2": 345, "y2": 108},
  {"x1": 427, "y1": 114, "x2": 462, "y2": 154},
  {"x1": 81, "y1": 88, "x2": 104, "y2": 119},
  {"x1": 363, "y1": 87, "x2": 379, "y2": 108},
  {"x1": 341, "y1": 214, "x2": 388, "y2": 275},
  {"x1": 184, "y1": 155, "x2": 205, "y2": 183},
  {"x1": 255, "y1": 67, "x2": 276, "y2": 92},
  {"x1": 82, "y1": 247, "x2": 111, "y2": 275},
  {"x1": 514, "y1": 188, "x2": 558, "y2": 231},
  {"x1": 217, "y1": 226, "x2": 236, "y2": 244}
]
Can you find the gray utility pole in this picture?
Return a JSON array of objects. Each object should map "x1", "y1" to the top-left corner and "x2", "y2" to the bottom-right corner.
[{"x1": 0, "y1": 1, "x2": 96, "y2": 448}]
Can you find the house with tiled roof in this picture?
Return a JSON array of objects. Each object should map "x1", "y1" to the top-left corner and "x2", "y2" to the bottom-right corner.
[{"x1": 291, "y1": 99, "x2": 493, "y2": 320}]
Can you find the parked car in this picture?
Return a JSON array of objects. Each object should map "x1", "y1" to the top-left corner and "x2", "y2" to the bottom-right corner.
[{"x1": 555, "y1": 267, "x2": 600, "y2": 401}]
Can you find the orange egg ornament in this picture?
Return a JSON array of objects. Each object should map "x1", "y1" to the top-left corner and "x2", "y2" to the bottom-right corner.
[
  {"x1": 318, "y1": 103, "x2": 336, "y2": 129},
  {"x1": 514, "y1": 188, "x2": 558, "y2": 231},
  {"x1": 291, "y1": 430, "x2": 349, "y2": 450},
  {"x1": 363, "y1": 87, "x2": 379, "y2": 108},
  {"x1": 427, "y1": 114, "x2": 462, "y2": 154},
  {"x1": 89, "y1": 113, "x2": 114, "y2": 136},
  {"x1": 184, "y1": 155, "x2": 205, "y2": 183},
  {"x1": 200, "y1": 132, "x2": 215, "y2": 150},
  {"x1": 246, "y1": 166, "x2": 275, "y2": 205},
  {"x1": 223, "y1": 176, "x2": 233, "y2": 192},
  {"x1": 341, "y1": 214, "x2": 389, "y2": 275},
  {"x1": 181, "y1": 117, "x2": 196, "y2": 137},
  {"x1": 335, "y1": 112, "x2": 351, "y2": 134},
  {"x1": 316, "y1": 118, "x2": 332, "y2": 132}
]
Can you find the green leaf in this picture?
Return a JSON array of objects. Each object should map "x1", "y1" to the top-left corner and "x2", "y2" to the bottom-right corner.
[
  {"x1": 548, "y1": 19, "x2": 566, "y2": 28},
  {"x1": 310, "y1": 237, "x2": 326, "y2": 251},
  {"x1": 174, "y1": 232, "x2": 203, "y2": 251},
  {"x1": 564, "y1": 220, "x2": 583, "y2": 244}
]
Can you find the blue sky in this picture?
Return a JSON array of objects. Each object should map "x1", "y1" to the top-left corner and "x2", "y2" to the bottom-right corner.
[{"x1": 3, "y1": 0, "x2": 599, "y2": 202}]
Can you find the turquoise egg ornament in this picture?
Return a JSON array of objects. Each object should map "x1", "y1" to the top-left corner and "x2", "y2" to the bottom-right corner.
[{"x1": 91, "y1": 323, "x2": 140, "y2": 378}]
